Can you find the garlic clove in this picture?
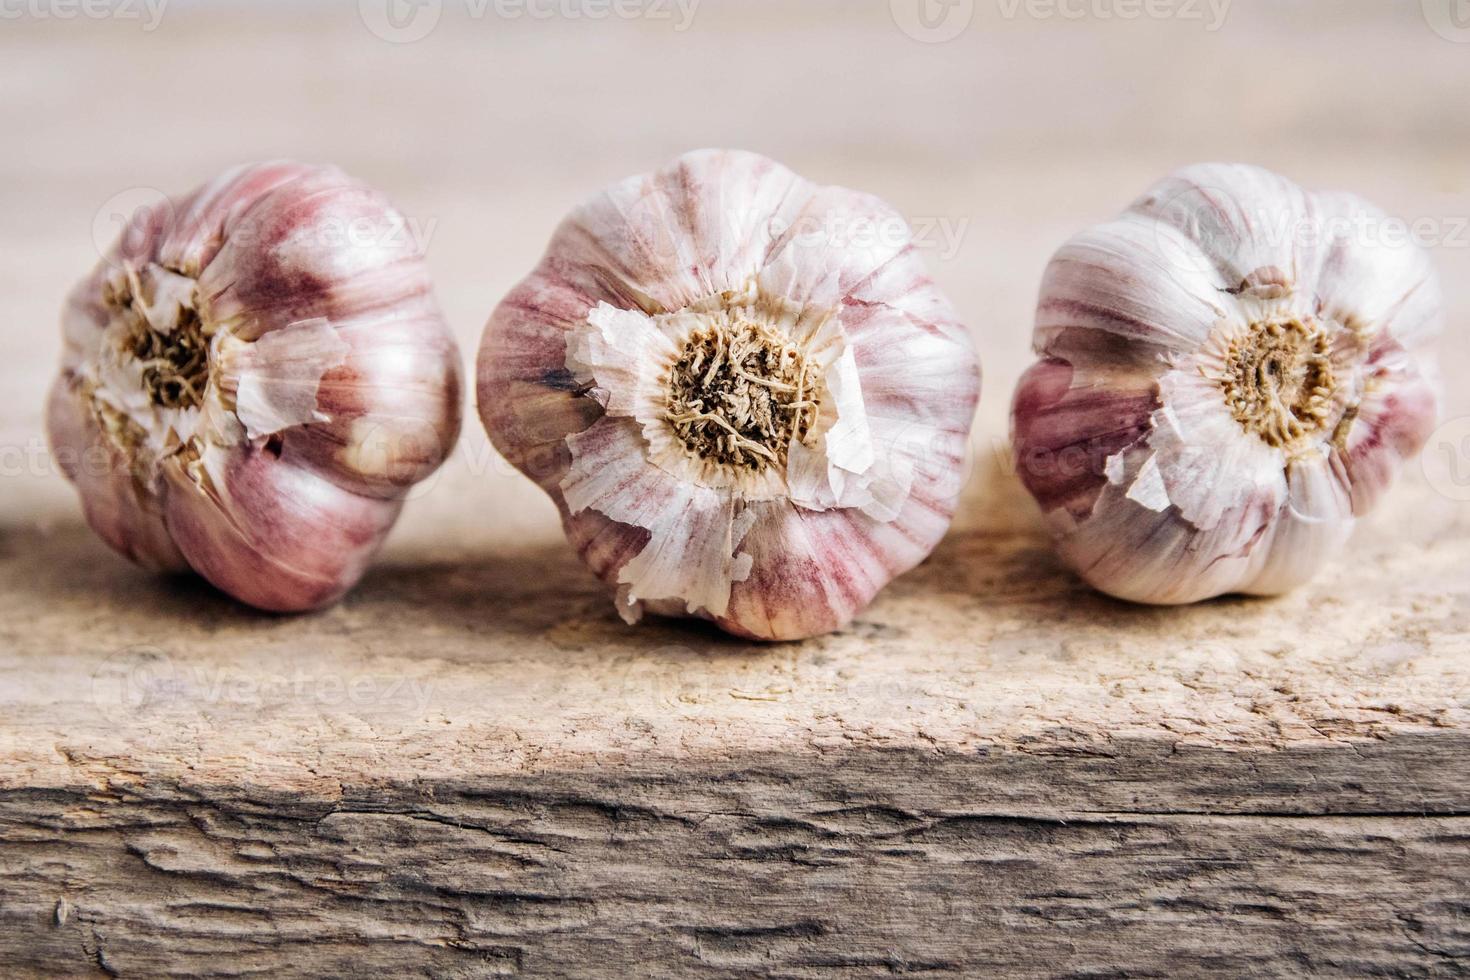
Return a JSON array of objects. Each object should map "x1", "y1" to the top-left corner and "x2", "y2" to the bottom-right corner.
[
  {"x1": 717, "y1": 499, "x2": 924, "y2": 642},
  {"x1": 1013, "y1": 163, "x2": 1442, "y2": 605},
  {"x1": 45, "y1": 378, "x2": 187, "y2": 573},
  {"x1": 1053, "y1": 480, "x2": 1263, "y2": 605},
  {"x1": 561, "y1": 148, "x2": 806, "y2": 310},
  {"x1": 61, "y1": 280, "x2": 113, "y2": 378},
  {"x1": 160, "y1": 444, "x2": 402, "y2": 613},
  {"x1": 290, "y1": 307, "x2": 465, "y2": 499},
  {"x1": 157, "y1": 161, "x2": 323, "y2": 274},
  {"x1": 561, "y1": 415, "x2": 756, "y2": 619},
  {"x1": 199, "y1": 169, "x2": 436, "y2": 343},
  {"x1": 1036, "y1": 213, "x2": 1232, "y2": 354},
  {"x1": 1010, "y1": 353, "x2": 1160, "y2": 526},
  {"x1": 216, "y1": 317, "x2": 351, "y2": 440},
  {"x1": 480, "y1": 149, "x2": 981, "y2": 640},
  {"x1": 1132, "y1": 163, "x2": 1315, "y2": 289},
  {"x1": 1308, "y1": 191, "x2": 1444, "y2": 349},
  {"x1": 1146, "y1": 367, "x2": 1289, "y2": 534},
  {"x1": 1241, "y1": 451, "x2": 1354, "y2": 597},
  {"x1": 755, "y1": 185, "x2": 911, "y2": 314},
  {"x1": 1339, "y1": 347, "x2": 1438, "y2": 516}
]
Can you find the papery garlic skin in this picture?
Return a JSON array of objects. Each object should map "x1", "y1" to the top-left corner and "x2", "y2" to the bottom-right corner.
[
  {"x1": 49, "y1": 162, "x2": 462, "y2": 611},
  {"x1": 479, "y1": 150, "x2": 980, "y2": 640},
  {"x1": 1012, "y1": 163, "x2": 1441, "y2": 604}
]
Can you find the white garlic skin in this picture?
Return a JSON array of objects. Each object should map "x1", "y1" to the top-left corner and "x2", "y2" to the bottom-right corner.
[
  {"x1": 479, "y1": 149, "x2": 980, "y2": 641},
  {"x1": 1011, "y1": 163, "x2": 1441, "y2": 604},
  {"x1": 49, "y1": 162, "x2": 462, "y2": 611}
]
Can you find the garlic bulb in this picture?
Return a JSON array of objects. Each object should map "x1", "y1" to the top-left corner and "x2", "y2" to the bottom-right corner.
[
  {"x1": 478, "y1": 150, "x2": 980, "y2": 640},
  {"x1": 49, "y1": 162, "x2": 462, "y2": 611},
  {"x1": 1012, "y1": 163, "x2": 1441, "y2": 604}
]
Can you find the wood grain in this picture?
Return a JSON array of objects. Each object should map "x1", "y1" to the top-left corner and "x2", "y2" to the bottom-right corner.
[
  {"x1": 3, "y1": 2, "x2": 1470, "y2": 976},
  {"x1": 4, "y1": 764, "x2": 1469, "y2": 978},
  {"x1": 3, "y1": 463, "x2": 1468, "y2": 975}
]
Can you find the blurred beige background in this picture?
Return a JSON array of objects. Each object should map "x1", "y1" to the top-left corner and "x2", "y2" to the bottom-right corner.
[{"x1": 4, "y1": 0, "x2": 1469, "y2": 556}]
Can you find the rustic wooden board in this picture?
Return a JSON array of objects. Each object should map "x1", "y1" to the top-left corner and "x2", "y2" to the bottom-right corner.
[
  {"x1": 3, "y1": 2, "x2": 1470, "y2": 976},
  {"x1": 3, "y1": 466, "x2": 1468, "y2": 976}
]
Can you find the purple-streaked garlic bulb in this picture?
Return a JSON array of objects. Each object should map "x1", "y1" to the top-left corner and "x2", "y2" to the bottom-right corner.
[
  {"x1": 48, "y1": 162, "x2": 462, "y2": 611},
  {"x1": 1012, "y1": 163, "x2": 1441, "y2": 604},
  {"x1": 479, "y1": 149, "x2": 980, "y2": 641}
]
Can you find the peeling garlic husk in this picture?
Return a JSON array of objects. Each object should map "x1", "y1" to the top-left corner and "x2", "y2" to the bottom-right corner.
[
  {"x1": 48, "y1": 161, "x2": 463, "y2": 611},
  {"x1": 478, "y1": 149, "x2": 981, "y2": 640},
  {"x1": 1011, "y1": 163, "x2": 1442, "y2": 604}
]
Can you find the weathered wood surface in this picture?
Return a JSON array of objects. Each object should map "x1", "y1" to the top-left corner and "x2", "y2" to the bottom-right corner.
[
  {"x1": 3, "y1": 762, "x2": 1469, "y2": 977},
  {"x1": 4, "y1": 2, "x2": 1470, "y2": 977},
  {"x1": 4, "y1": 473, "x2": 1469, "y2": 976}
]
